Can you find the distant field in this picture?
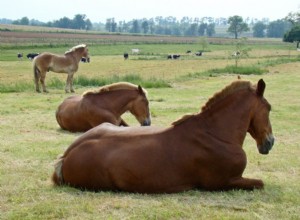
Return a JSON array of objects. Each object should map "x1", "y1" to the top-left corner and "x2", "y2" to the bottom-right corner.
[{"x1": 0, "y1": 28, "x2": 299, "y2": 219}]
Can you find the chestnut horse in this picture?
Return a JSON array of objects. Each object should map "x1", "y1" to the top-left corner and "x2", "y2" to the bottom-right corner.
[
  {"x1": 52, "y1": 79, "x2": 274, "y2": 193},
  {"x1": 33, "y1": 44, "x2": 89, "y2": 93},
  {"x1": 56, "y1": 82, "x2": 151, "y2": 132}
]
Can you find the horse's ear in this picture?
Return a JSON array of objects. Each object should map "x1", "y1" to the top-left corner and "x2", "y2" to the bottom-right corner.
[
  {"x1": 256, "y1": 79, "x2": 266, "y2": 97},
  {"x1": 138, "y1": 85, "x2": 144, "y2": 94}
]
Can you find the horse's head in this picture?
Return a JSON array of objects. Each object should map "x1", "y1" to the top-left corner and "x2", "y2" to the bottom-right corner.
[
  {"x1": 129, "y1": 85, "x2": 151, "y2": 126},
  {"x1": 81, "y1": 45, "x2": 89, "y2": 59},
  {"x1": 248, "y1": 79, "x2": 275, "y2": 154}
]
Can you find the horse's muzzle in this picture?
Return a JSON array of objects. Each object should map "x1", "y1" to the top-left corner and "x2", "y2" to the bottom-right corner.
[
  {"x1": 258, "y1": 134, "x2": 275, "y2": 155},
  {"x1": 141, "y1": 118, "x2": 151, "y2": 126}
]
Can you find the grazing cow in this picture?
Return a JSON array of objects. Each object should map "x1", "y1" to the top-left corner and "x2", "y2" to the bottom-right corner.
[
  {"x1": 195, "y1": 51, "x2": 202, "y2": 56},
  {"x1": 124, "y1": 53, "x2": 129, "y2": 60},
  {"x1": 27, "y1": 53, "x2": 39, "y2": 60},
  {"x1": 17, "y1": 53, "x2": 23, "y2": 59},
  {"x1": 186, "y1": 50, "x2": 192, "y2": 54},
  {"x1": 131, "y1": 49, "x2": 140, "y2": 54},
  {"x1": 81, "y1": 57, "x2": 90, "y2": 63},
  {"x1": 168, "y1": 54, "x2": 181, "y2": 59},
  {"x1": 232, "y1": 51, "x2": 241, "y2": 56}
]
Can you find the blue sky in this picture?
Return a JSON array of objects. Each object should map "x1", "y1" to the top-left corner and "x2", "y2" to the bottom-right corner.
[{"x1": 1, "y1": 0, "x2": 299, "y2": 23}]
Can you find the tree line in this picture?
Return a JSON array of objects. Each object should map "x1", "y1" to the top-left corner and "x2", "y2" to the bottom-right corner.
[{"x1": 1, "y1": 12, "x2": 299, "y2": 40}]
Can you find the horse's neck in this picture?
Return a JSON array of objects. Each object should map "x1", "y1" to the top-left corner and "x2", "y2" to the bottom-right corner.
[
  {"x1": 201, "y1": 92, "x2": 255, "y2": 146},
  {"x1": 65, "y1": 52, "x2": 81, "y2": 63},
  {"x1": 98, "y1": 90, "x2": 137, "y2": 116}
]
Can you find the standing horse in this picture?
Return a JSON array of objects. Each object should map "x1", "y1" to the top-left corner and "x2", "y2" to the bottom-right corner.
[
  {"x1": 56, "y1": 82, "x2": 151, "y2": 132},
  {"x1": 52, "y1": 79, "x2": 274, "y2": 193},
  {"x1": 33, "y1": 44, "x2": 89, "y2": 93}
]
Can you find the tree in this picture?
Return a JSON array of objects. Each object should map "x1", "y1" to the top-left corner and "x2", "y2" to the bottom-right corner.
[
  {"x1": 54, "y1": 17, "x2": 72, "y2": 29},
  {"x1": 253, "y1": 22, "x2": 266, "y2": 38},
  {"x1": 198, "y1": 37, "x2": 208, "y2": 51},
  {"x1": 283, "y1": 25, "x2": 300, "y2": 48},
  {"x1": 12, "y1": 17, "x2": 29, "y2": 25},
  {"x1": 198, "y1": 23, "x2": 207, "y2": 36},
  {"x1": 130, "y1": 20, "x2": 140, "y2": 33},
  {"x1": 105, "y1": 18, "x2": 117, "y2": 32},
  {"x1": 141, "y1": 20, "x2": 149, "y2": 34},
  {"x1": 206, "y1": 23, "x2": 215, "y2": 37},
  {"x1": 185, "y1": 23, "x2": 198, "y2": 36},
  {"x1": 72, "y1": 14, "x2": 87, "y2": 29},
  {"x1": 230, "y1": 37, "x2": 251, "y2": 67},
  {"x1": 266, "y1": 19, "x2": 291, "y2": 38},
  {"x1": 227, "y1": 15, "x2": 249, "y2": 39},
  {"x1": 285, "y1": 11, "x2": 300, "y2": 25}
]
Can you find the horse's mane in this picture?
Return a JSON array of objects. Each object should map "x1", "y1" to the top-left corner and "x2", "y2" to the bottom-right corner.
[
  {"x1": 172, "y1": 80, "x2": 253, "y2": 126},
  {"x1": 65, "y1": 44, "x2": 87, "y2": 55},
  {"x1": 201, "y1": 80, "x2": 252, "y2": 112},
  {"x1": 82, "y1": 82, "x2": 147, "y2": 96},
  {"x1": 172, "y1": 114, "x2": 196, "y2": 125}
]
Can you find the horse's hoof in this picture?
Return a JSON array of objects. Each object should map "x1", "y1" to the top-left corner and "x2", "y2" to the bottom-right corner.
[{"x1": 36, "y1": 90, "x2": 41, "y2": 93}]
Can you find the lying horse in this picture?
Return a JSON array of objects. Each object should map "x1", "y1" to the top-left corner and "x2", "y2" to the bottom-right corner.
[
  {"x1": 33, "y1": 44, "x2": 89, "y2": 93},
  {"x1": 56, "y1": 82, "x2": 151, "y2": 132},
  {"x1": 52, "y1": 79, "x2": 274, "y2": 193}
]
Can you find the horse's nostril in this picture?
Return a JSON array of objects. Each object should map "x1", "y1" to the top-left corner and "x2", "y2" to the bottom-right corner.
[{"x1": 142, "y1": 119, "x2": 151, "y2": 126}]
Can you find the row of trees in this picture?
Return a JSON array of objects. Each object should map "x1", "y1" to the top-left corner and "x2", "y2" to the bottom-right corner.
[
  {"x1": 104, "y1": 17, "x2": 217, "y2": 36},
  {"x1": 11, "y1": 14, "x2": 92, "y2": 30},
  {"x1": 103, "y1": 16, "x2": 293, "y2": 39},
  {"x1": 3, "y1": 13, "x2": 298, "y2": 40}
]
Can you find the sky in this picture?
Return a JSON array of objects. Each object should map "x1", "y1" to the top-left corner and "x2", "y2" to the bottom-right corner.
[{"x1": 1, "y1": 0, "x2": 299, "y2": 23}]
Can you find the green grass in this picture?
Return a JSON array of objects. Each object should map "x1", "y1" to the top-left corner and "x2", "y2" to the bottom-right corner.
[
  {"x1": 0, "y1": 74, "x2": 171, "y2": 93},
  {"x1": 0, "y1": 36, "x2": 300, "y2": 219}
]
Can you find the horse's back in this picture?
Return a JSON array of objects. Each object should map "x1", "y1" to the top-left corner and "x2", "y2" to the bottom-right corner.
[
  {"x1": 56, "y1": 95, "x2": 91, "y2": 132},
  {"x1": 61, "y1": 124, "x2": 185, "y2": 192}
]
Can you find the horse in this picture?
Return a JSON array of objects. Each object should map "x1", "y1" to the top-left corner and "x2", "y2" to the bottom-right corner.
[
  {"x1": 52, "y1": 79, "x2": 274, "y2": 193},
  {"x1": 33, "y1": 44, "x2": 89, "y2": 93},
  {"x1": 55, "y1": 82, "x2": 151, "y2": 132}
]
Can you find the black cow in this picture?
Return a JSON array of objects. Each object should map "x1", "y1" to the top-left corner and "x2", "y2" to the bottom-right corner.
[
  {"x1": 167, "y1": 54, "x2": 181, "y2": 59},
  {"x1": 81, "y1": 57, "x2": 90, "y2": 63},
  {"x1": 17, "y1": 53, "x2": 23, "y2": 59},
  {"x1": 186, "y1": 50, "x2": 192, "y2": 54},
  {"x1": 124, "y1": 53, "x2": 129, "y2": 60},
  {"x1": 195, "y1": 51, "x2": 202, "y2": 56},
  {"x1": 27, "y1": 53, "x2": 39, "y2": 60}
]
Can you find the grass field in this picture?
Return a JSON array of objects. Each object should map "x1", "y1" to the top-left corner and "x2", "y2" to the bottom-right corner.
[{"x1": 0, "y1": 28, "x2": 300, "y2": 219}]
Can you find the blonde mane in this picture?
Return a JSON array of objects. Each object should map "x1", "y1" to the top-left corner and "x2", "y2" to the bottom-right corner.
[
  {"x1": 82, "y1": 82, "x2": 147, "y2": 96},
  {"x1": 172, "y1": 80, "x2": 253, "y2": 126},
  {"x1": 65, "y1": 44, "x2": 87, "y2": 55}
]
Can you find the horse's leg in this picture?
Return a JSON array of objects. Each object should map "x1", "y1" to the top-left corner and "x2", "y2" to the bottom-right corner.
[
  {"x1": 65, "y1": 73, "x2": 75, "y2": 93},
  {"x1": 40, "y1": 72, "x2": 48, "y2": 93},
  {"x1": 35, "y1": 72, "x2": 41, "y2": 93},
  {"x1": 70, "y1": 73, "x2": 75, "y2": 93},
  {"x1": 227, "y1": 177, "x2": 264, "y2": 190},
  {"x1": 34, "y1": 65, "x2": 41, "y2": 93}
]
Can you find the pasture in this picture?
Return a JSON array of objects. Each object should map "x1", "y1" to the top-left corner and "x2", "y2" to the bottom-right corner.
[{"x1": 0, "y1": 31, "x2": 300, "y2": 219}]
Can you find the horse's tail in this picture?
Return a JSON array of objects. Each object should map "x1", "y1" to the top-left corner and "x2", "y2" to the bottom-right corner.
[
  {"x1": 52, "y1": 156, "x2": 65, "y2": 186},
  {"x1": 33, "y1": 59, "x2": 41, "y2": 83}
]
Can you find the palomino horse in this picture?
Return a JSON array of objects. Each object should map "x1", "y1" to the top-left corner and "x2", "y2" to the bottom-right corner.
[
  {"x1": 52, "y1": 79, "x2": 274, "y2": 193},
  {"x1": 33, "y1": 44, "x2": 89, "y2": 93},
  {"x1": 56, "y1": 82, "x2": 151, "y2": 132}
]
